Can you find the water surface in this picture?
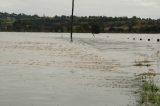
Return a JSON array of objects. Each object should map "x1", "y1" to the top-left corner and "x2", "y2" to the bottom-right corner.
[{"x1": 0, "y1": 32, "x2": 160, "y2": 106}]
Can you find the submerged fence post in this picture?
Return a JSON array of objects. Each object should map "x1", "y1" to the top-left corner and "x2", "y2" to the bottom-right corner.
[{"x1": 70, "y1": 0, "x2": 75, "y2": 42}]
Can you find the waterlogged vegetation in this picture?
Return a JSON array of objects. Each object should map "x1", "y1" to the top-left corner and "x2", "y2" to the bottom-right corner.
[
  {"x1": 133, "y1": 57, "x2": 160, "y2": 105},
  {"x1": 137, "y1": 71, "x2": 160, "y2": 106},
  {"x1": 133, "y1": 61, "x2": 152, "y2": 67},
  {"x1": 133, "y1": 63, "x2": 151, "y2": 67}
]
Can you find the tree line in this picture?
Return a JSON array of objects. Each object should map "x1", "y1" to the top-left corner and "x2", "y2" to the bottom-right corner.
[{"x1": 0, "y1": 12, "x2": 160, "y2": 33}]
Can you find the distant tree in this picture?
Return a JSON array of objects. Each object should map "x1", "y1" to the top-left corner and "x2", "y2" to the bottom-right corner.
[
  {"x1": 91, "y1": 23, "x2": 100, "y2": 34},
  {"x1": 0, "y1": 12, "x2": 160, "y2": 33}
]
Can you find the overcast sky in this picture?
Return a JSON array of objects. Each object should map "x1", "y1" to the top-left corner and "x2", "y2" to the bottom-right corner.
[{"x1": 0, "y1": 0, "x2": 160, "y2": 19}]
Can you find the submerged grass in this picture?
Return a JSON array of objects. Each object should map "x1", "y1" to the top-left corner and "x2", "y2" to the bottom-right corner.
[
  {"x1": 133, "y1": 60, "x2": 153, "y2": 67},
  {"x1": 133, "y1": 63, "x2": 151, "y2": 67},
  {"x1": 140, "y1": 81, "x2": 160, "y2": 105},
  {"x1": 138, "y1": 72, "x2": 160, "y2": 106}
]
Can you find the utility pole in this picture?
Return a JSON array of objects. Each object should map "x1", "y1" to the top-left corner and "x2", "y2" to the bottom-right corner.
[{"x1": 70, "y1": 0, "x2": 75, "y2": 42}]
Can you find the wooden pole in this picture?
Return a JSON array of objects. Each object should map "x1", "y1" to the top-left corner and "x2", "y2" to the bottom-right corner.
[{"x1": 70, "y1": 0, "x2": 75, "y2": 42}]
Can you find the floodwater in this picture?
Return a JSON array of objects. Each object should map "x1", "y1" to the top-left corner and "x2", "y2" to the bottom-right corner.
[{"x1": 0, "y1": 32, "x2": 160, "y2": 106}]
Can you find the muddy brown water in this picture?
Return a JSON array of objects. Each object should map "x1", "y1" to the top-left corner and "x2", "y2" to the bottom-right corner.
[{"x1": 0, "y1": 33, "x2": 160, "y2": 106}]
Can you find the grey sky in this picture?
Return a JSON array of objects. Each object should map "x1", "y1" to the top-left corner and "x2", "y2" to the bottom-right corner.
[{"x1": 0, "y1": 0, "x2": 160, "y2": 19}]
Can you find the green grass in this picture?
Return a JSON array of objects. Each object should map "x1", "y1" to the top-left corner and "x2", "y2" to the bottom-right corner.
[{"x1": 139, "y1": 73, "x2": 160, "y2": 106}]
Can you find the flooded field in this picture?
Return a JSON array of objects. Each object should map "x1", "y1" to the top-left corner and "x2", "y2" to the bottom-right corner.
[{"x1": 0, "y1": 32, "x2": 160, "y2": 106}]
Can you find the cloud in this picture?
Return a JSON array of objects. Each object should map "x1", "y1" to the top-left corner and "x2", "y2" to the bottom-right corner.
[
  {"x1": 132, "y1": 0, "x2": 159, "y2": 6},
  {"x1": 0, "y1": 0, "x2": 159, "y2": 19}
]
